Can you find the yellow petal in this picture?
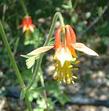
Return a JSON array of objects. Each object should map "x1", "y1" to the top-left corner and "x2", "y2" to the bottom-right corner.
[{"x1": 73, "y1": 43, "x2": 99, "y2": 56}]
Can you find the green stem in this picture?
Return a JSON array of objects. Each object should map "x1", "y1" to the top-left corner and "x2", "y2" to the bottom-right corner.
[
  {"x1": 44, "y1": 12, "x2": 64, "y2": 46},
  {"x1": 19, "y1": 0, "x2": 28, "y2": 15},
  {"x1": 27, "y1": 12, "x2": 64, "y2": 89},
  {"x1": 0, "y1": 21, "x2": 32, "y2": 111},
  {"x1": 25, "y1": 92, "x2": 32, "y2": 111},
  {"x1": 39, "y1": 68, "x2": 48, "y2": 109},
  {"x1": 0, "y1": 21, "x2": 25, "y2": 88}
]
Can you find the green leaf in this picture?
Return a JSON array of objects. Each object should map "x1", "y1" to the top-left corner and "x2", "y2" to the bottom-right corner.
[
  {"x1": 37, "y1": 98, "x2": 47, "y2": 109},
  {"x1": 45, "y1": 81, "x2": 70, "y2": 105},
  {"x1": 33, "y1": 108, "x2": 44, "y2": 111},
  {"x1": 62, "y1": 0, "x2": 72, "y2": 9},
  {"x1": 56, "y1": 93, "x2": 70, "y2": 105}
]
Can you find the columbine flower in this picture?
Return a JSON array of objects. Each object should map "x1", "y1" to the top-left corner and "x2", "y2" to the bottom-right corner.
[
  {"x1": 53, "y1": 25, "x2": 98, "y2": 84},
  {"x1": 20, "y1": 16, "x2": 35, "y2": 33},
  {"x1": 24, "y1": 24, "x2": 98, "y2": 84}
]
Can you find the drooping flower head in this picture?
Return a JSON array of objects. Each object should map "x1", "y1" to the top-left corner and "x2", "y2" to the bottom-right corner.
[
  {"x1": 20, "y1": 16, "x2": 35, "y2": 33},
  {"x1": 24, "y1": 24, "x2": 98, "y2": 84},
  {"x1": 53, "y1": 25, "x2": 98, "y2": 84}
]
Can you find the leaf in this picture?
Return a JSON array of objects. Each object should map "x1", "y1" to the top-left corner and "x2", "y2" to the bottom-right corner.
[
  {"x1": 56, "y1": 93, "x2": 70, "y2": 105},
  {"x1": 45, "y1": 81, "x2": 70, "y2": 105},
  {"x1": 33, "y1": 108, "x2": 44, "y2": 111},
  {"x1": 62, "y1": 0, "x2": 72, "y2": 9},
  {"x1": 73, "y1": 43, "x2": 99, "y2": 56}
]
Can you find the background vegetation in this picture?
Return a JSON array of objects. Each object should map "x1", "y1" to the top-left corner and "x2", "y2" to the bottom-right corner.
[{"x1": 0, "y1": 0, "x2": 109, "y2": 111}]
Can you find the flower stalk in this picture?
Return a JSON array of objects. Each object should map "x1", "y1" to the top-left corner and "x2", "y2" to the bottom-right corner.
[{"x1": 19, "y1": 0, "x2": 28, "y2": 15}]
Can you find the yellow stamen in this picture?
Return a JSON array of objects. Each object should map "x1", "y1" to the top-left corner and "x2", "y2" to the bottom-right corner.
[{"x1": 53, "y1": 60, "x2": 77, "y2": 84}]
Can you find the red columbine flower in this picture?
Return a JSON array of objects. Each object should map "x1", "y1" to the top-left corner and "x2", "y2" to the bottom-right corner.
[
  {"x1": 20, "y1": 16, "x2": 35, "y2": 33},
  {"x1": 25, "y1": 24, "x2": 98, "y2": 84},
  {"x1": 53, "y1": 25, "x2": 98, "y2": 84}
]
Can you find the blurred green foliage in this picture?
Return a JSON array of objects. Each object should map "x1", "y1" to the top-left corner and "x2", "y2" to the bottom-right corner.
[{"x1": 0, "y1": 0, "x2": 109, "y2": 111}]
